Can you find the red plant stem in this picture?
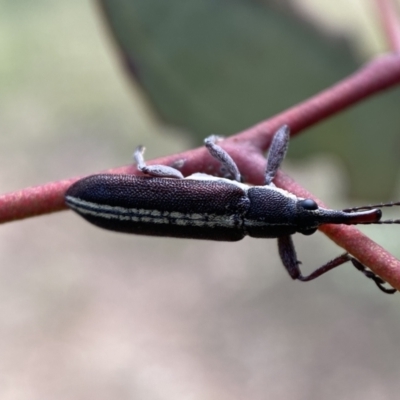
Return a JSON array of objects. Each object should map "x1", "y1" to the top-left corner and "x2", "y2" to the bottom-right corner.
[
  {"x1": 1, "y1": 55, "x2": 400, "y2": 289},
  {"x1": 376, "y1": 0, "x2": 400, "y2": 52},
  {"x1": 0, "y1": 179, "x2": 75, "y2": 221},
  {"x1": 239, "y1": 54, "x2": 400, "y2": 150},
  {"x1": 1, "y1": 54, "x2": 400, "y2": 220}
]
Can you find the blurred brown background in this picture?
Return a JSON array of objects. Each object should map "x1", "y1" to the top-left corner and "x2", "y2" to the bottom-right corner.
[{"x1": 1, "y1": 1, "x2": 400, "y2": 399}]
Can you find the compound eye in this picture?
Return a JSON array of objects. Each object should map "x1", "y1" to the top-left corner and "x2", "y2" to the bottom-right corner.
[
  {"x1": 299, "y1": 227, "x2": 317, "y2": 236},
  {"x1": 299, "y1": 199, "x2": 318, "y2": 210}
]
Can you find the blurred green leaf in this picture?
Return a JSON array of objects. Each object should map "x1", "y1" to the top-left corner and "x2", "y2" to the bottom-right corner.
[{"x1": 98, "y1": 0, "x2": 400, "y2": 200}]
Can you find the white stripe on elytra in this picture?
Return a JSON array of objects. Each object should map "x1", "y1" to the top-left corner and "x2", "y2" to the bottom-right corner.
[{"x1": 65, "y1": 195, "x2": 239, "y2": 228}]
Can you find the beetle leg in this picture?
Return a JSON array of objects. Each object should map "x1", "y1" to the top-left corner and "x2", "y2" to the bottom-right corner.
[
  {"x1": 277, "y1": 235, "x2": 396, "y2": 294},
  {"x1": 350, "y1": 258, "x2": 397, "y2": 294},
  {"x1": 204, "y1": 135, "x2": 241, "y2": 182},
  {"x1": 277, "y1": 235, "x2": 350, "y2": 281},
  {"x1": 134, "y1": 146, "x2": 184, "y2": 179},
  {"x1": 265, "y1": 125, "x2": 290, "y2": 185}
]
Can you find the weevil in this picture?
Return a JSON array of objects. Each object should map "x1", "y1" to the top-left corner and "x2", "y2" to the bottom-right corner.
[{"x1": 65, "y1": 125, "x2": 399, "y2": 294}]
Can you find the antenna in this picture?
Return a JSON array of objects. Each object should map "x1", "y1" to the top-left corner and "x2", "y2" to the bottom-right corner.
[{"x1": 343, "y1": 201, "x2": 400, "y2": 212}]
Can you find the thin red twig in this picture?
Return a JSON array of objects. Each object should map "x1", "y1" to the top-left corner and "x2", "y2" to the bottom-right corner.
[
  {"x1": 0, "y1": 55, "x2": 400, "y2": 289},
  {"x1": 376, "y1": 0, "x2": 400, "y2": 52},
  {"x1": 1, "y1": 54, "x2": 400, "y2": 219}
]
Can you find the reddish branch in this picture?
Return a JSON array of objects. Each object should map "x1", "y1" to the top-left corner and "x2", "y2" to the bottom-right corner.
[
  {"x1": 1, "y1": 57, "x2": 400, "y2": 287},
  {"x1": 376, "y1": 0, "x2": 400, "y2": 52}
]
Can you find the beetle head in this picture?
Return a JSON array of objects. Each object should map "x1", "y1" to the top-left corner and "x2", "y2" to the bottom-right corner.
[{"x1": 295, "y1": 198, "x2": 382, "y2": 236}]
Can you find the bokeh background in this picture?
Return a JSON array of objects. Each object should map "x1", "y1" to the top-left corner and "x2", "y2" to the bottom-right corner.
[{"x1": 1, "y1": 1, "x2": 400, "y2": 399}]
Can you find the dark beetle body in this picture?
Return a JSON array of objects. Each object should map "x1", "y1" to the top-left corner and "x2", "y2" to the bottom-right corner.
[
  {"x1": 66, "y1": 174, "x2": 248, "y2": 241},
  {"x1": 65, "y1": 126, "x2": 396, "y2": 294},
  {"x1": 65, "y1": 173, "x2": 378, "y2": 241}
]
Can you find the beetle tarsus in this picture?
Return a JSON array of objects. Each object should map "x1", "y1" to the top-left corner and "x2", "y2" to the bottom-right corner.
[
  {"x1": 133, "y1": 145, "x2": 184, "y2": 179},
  {"x1": 350, "y1": 258, "x2": 397, "y2": 294},
  {"x1": 204, "y1": 135, "x2": 241, "y2": 182}
]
